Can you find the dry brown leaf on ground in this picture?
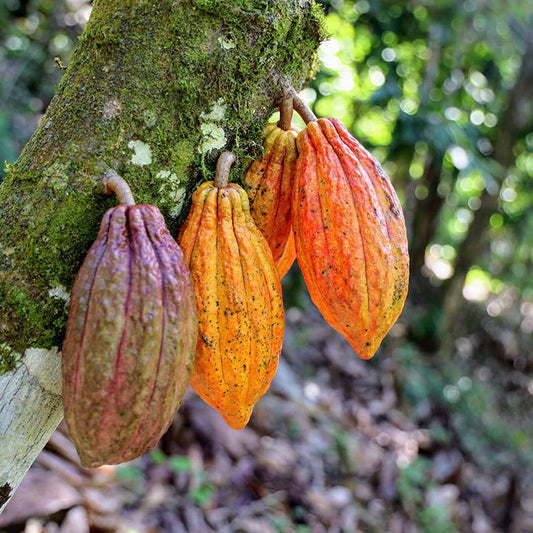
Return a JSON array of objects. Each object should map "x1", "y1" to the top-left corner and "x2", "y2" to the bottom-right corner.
[{"x1": 0, "y1": 468, "x2": 82, "y2": 528}]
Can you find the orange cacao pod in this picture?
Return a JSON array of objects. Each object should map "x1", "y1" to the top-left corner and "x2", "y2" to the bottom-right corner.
[
  {"x1": 62, "y1": 204, "x2": 198, "y2": 467},
  {"x1": 244, "y1": 123, "x2": 299, "y2": 278},
  {"x1": 178, "y1": 180, "x2": 284, "y2": 430},
  {"x1": 293, "y1": 117, "x2": 409, "y2": 359},
  {"x1": 276, "y1": 229, "x2": 296, "y2": 279}
]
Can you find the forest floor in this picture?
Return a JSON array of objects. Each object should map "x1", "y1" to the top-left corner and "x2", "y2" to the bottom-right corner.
[{"x1": 1, "y1": 280, "x2": 532, "y2": 533}]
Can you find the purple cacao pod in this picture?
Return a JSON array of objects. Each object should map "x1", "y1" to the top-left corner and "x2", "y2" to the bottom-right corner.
[{"x1": 62, "y1": 204, "x2": 198, "y2": 467}]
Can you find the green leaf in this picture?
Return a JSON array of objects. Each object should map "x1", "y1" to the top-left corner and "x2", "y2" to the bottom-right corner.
[{"x1": 169, "y1": 455, "x2": 193, "y2": 472}]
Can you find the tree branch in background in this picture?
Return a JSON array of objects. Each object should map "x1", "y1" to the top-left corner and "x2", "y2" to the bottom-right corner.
[
  {"x1": 440, "y1": 29, "x2": 533, "y2": 347},
  {"x1": 408, "y1": 153, "x2": 445, "y2": 279}
]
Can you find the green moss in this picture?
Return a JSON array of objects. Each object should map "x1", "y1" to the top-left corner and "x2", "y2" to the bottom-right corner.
[
  {"x1": 0, "y1": 0, "x2": 324, "y2": 372},
  {"x1": 0, "y1": 284, "x2": 67, "y2": 353},
  {"x1": 0, "y1": 345, "x2": 19, "y2": 374}
]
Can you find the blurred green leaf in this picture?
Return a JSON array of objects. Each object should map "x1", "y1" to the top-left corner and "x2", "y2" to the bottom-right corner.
[{"x1": 169, "y1": 455, "x2": 193, "y2": 472}]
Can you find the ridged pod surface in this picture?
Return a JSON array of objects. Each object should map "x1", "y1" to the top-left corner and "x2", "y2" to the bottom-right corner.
[
  {"x1": 62, "y1": 205, "x2": 198, "y2": 467},
  {"x1": 275, "y1": 230, "x2": 296, "y2": 279},
  {"x1": 178, "y1": 181, "x2": 284, "y2": 429},
  {"x1": 244, "y1": 123, "x2": 299, "y2": 278},
  {"x1": 293, "y1": 117, "x2": 409, "y2": 359}
]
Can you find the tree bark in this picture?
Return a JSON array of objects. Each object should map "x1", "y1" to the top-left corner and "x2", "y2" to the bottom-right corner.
[
  {"x1": 0, "y1": 0, "x2": 323, "y2": 511},
  {"x1": 408, "y1": 153, "x2": 445, "y2": 277}
]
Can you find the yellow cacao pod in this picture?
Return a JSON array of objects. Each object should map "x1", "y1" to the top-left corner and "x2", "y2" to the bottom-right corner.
[
  {"x1": 244, "y1": 123, "x2": 299, "y2": 278},
  {"x1": 178, "y1": 181, "x2": 284, "y2": 429}
]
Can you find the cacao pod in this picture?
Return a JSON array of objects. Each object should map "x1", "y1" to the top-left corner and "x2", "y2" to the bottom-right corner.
[
  {"x1": 178, "y1": 181, "x2": 284, "y2": 430},
  {"x1": 244, "y1": 123, "x2": 299, "y2": 278},
  {"x1": 276, "y1": 229, "x2": 296, "y2": 279},
  {"x1": 293, "y1": 117, "x2": 409, "y2": 359},
  {"x1": 62, "y1": 204, "x2": 197, "y2": 467}
]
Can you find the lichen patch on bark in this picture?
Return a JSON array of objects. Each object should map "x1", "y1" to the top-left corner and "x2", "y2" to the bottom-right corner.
[{"x1": 128, "y1": 140, "x2": 153, "y2": 166}]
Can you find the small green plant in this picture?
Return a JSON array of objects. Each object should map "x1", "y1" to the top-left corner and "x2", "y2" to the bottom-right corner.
[
  {"x1": 115, "y1": 463, "x2": 145, "y2": 496},
  {"x1": 396, "y1": 457, "x2": 431, "y2": 510},
  {"x1": 149, "y1": 449, "x2": 167, "y2": 465},
  {"x1": 271, "y1": 515, "x2": 291, "y2": 532},
  {"x1": 188, "y1": 471, "x2": 215, "y2": 506},
  {"x1": 419, "y1": 504, "x2": 457, "y2": 533},
  {"x1": 169, "y1": 455, "x2": 193, "y2": 473}
]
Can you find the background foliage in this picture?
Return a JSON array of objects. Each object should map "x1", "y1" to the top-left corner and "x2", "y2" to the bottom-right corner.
[
  {"x1": 293, "y1": 0, "x2": 533, "y2": 480},
  {"x1": 1, "y1": 0, "x2": 532, "y2": 531}
]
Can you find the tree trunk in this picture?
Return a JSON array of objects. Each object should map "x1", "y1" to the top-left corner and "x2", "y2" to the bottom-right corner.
[
  {"x1": 408, "y1": 153, "x2": 445, "y2": 278},
  {"x1": 0, "y1": 0, "x2": 323, "y2": 511}
]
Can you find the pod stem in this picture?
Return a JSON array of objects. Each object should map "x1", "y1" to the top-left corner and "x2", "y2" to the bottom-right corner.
[
  {"x1": 103, "y1": 170, "x2": 135, "y2": 206},
  {"x1": 290, "y1": 87, "x2": 317, "y2": 124},
  {"x1": 278, "y1": 95, "x2": 294, "y2": 131},
  {"x1": 214, "y1": 151, "x2": 236, "y2": 188}
]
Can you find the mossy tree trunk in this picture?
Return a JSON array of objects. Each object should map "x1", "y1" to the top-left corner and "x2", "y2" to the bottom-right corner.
[{"x1": 0, "y1": 0, "x2": 323, "y2": 511}]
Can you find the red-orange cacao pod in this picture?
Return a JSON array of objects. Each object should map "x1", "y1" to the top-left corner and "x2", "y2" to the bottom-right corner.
[
  {"x1": 276, "y1": 230, "x2": 296, "y2": 279},
  {"x1": 293, "y1": 117, "x2": 409, "y2": 359},
  {"x1": 62, "y1": 204, "x2": 197, "y2": 467},
  {"x1": 244, "y1": 123, "x2": 299, "y2": 278}
]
